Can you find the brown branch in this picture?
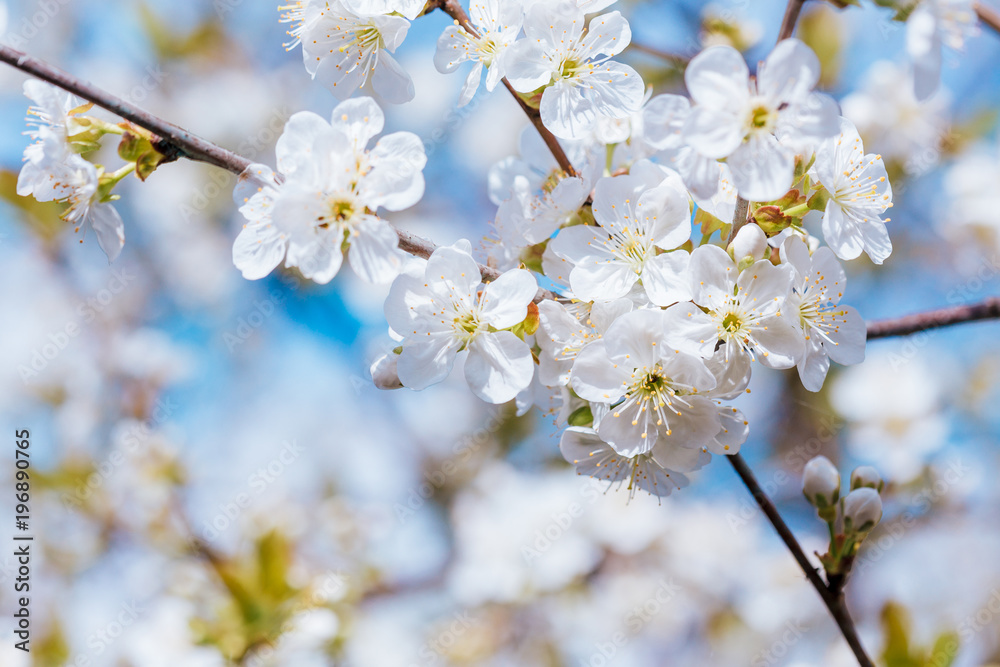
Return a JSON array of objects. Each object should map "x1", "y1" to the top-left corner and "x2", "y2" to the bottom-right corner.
[
  {"x1": 726, "y1": 196, "x2": 751, "y2": 244},
  {"x1": 727, "y1": 453, "x2": 875, "y2": 667},
  {"x1": 627, "y1": 41, "x2": 688, "y2": 66},
  {"x1": 0, "y1": 43, "x2": 559, "y2": 302},
  {"x1": 777, "y1": 0, "x2": 808, "y2": 41},
  {"x1": 430, "y1": 0, "x2": 579, "y2": 178},
  {"x1": 866, "y1": 297, "x2": 1000, "y2": 339},
  {"x1": 976, "y1": 2, "x2": 1000, "y2": 34},
  {"x1": 0, "y1": 45, "x2": 250, "y2": 174}
]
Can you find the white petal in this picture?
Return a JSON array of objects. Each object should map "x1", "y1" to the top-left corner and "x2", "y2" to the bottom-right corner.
[
  {"x1": 465, "y1": 331, "x2": 534, "y2": 403},
  {"x1": 643, "y1": 251, "x2": 692, "y2": 306},
  {"x1": 758, "y1": 38, "x2": 820, "y2": 104},
  {"x1": 348, "y1": 215, "x2": 404, "y2": 283},
  {"x1": 728, "y1": 134, "x2": 795, "y2": 202},
  {"x1": 371, "y1": 51, "x2": 415, "y2": 104},
  {"x1": 398, "y1": 334, "x2": 461, "y2": 390},
  {"x1": 479, "y1": 268, "x2": 538, "y2": 329},
  {"x1": 684, "y1": 45, "x2": 750, "y2": 109}
]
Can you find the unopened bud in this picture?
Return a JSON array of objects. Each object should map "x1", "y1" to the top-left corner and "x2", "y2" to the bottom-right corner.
[
  {"x1": 850, "y1": 466, "x2": 883, "y2": 492},
  {"x1": 370, "y1": 353, "x2": 402, "y2": 390},
  {"x1": 729, "y1": 223, "x2": 768, "y2": 263},
  {"x1": 842, "y1": 488, "x2": 882, "y2": 534},
  {"x1": 803, "y1": 455, "x2": 840, "y2": 509}
]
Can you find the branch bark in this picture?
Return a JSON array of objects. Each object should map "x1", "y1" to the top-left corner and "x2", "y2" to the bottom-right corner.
[
  {"x1": 0, "y1": 43, "x2": 559, "y2": 302},
  {"x1": 976, "y1": 2, "x2": 1000, "y2": 35},
  {"x1": 430, "y1": 0, "x2": 579, "y2": 177},
  {"x1": 727, "y1": 453, "x2": 876, "y2": 667},
  {"x1": 866, "y1": 297, "x2": 1000, "y2": 339},
  {"x1": 777, "y1": 0, "x2": 808, "y2": 41}
]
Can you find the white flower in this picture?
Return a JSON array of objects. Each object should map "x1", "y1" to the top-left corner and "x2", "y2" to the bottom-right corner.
[
  {"x1": 384, "y1": 240, "x2": 537, "y2": 403},
  {"x1": 370, "y1": 352, "x2": 403, "y2": 389},
  {"x1": 842, "y1": 487, "x2": 882, "y2": 533},
  {"x1": 341, "y1": 0, "x2": 425, "y2": 19},
  {"x1": 497, "y1": 172, "x2": 591, "y2": 245},
  {"x1": 559, "y1": 427, "x2": 692, "y2": 500},
  {"x1": 683, "y1": 39, "x2": 839, "y2": 201},
  {"x1": 810, "y1": 117, "x2": 893, "y2": 265},
  {"x1": 668, "y1": 244, "x2": 803, "y2": 369},
  {"x1": 505, "y1": 1, "x2": 644, "y2": 140},
  {"x1": 906, "y1": 0, "x2": 977, "y2": 100},
  {"x1": 26, "y1": 155, "x2": 126, "y2": 262},
  {"x1": 570, "y1": 308, "x2": 721, "y2": 456},
  {"x1": 232, "y1": 97, "x2": 426, "y2": 284},
  {"x1": 547, "y1": 161, "x2": 692, "y2": 305},
  {"x1": 434, "y1": 0, "x2": 524, "y2": 107},
  {"x1": 488, "y1": 125, "x2": 600, "y2": 206},
  {"x1": 536, "y1": 297, "x2": 632, "y2": 387},
  {"x1": 16, "y1": 80, "x2": 91, "y2": 197},
  {"x1": 781, "y1": 236, "x2": 866, "y2": 392},
  {"x1": 293, "y1": 0, "x2": 414, "y2": 103},
  {"x1": 642, "y1": 93, "x2": 725, "y2": 200},
  {"x1": 802, "y1": 455, "x2": 840, "y2": 509},
  {"x1": 729, "y1": 222, "x2": 767, "y2": 263}
]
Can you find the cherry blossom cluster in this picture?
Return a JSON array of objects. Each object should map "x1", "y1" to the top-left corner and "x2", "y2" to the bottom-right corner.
[
  {"x1": 14, "y1": 1, "x2": 899, "y2": 501},
  {"x1": 16, "y1": 81, "x2": 129, "y2": 261}
]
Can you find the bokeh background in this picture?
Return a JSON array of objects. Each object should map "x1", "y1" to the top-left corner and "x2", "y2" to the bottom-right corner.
[{"x1": 1, "y1": 0, "x2": 1000, "y2": 665}]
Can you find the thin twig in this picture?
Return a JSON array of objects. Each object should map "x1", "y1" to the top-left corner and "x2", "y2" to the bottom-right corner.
[
  {"x1": 627, "y1": 41, "x2": 688, "y2": 66},
  {"x1": 726, "y1": 196, "x2": 750, "y2": 244},
  {"x1": 727, "y1": 454, "x2": 875, "y2": 667},
  {"x1": 777, "y1": 0, "x2": 808, "y2": 41},
  {"x1": 431, "y1": 0, "x2": 579, "y2": 177},
  {"x1": 866, "y1": 297, "x2": 1000, "y2": 339},
  {"x1": 0, "y1": 43, "x2": 559, "y2": 302},
  {"x1": 0, "y1": 45, "x2": 250, "y2": 174},
  {"x1": 976, "y1": 2, "x2": 1000, "y2": 34}
]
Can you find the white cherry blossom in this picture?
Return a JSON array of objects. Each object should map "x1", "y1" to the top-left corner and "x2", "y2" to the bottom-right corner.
[
  {"x1": 667, "y1": 244, "x2": 803, "y2": 369},
  {"x1": 547, "y1": 161, "x2": 692, "y2": 305},
  {"x1": 683, "y1": 39, "x2": 838, "y2": 201},
  {"x1": 810, "y1": 117, "x2": 893, "y2": 265},
  {"x1": 505, "y1": 1, "x2": 644, "y2": 139},
  {"x1": 434, "y1": 0, "x2": 524, "y2": 107},
  {"x1": 341, "y1": 0, "x2": 425, "y2": 19},
  {"x1": 570, "y1": 308, "x2": 721, "y2": 456},
  {"x1": 559, "y1": 427, "x2": 692, "y2": 500},
  {"x1": 292, "y1": 0, "x2": 414, "y2": 103},
  {"x1": 232, "y1": 98, "x2": 426, "y2": 284},
  {"x1": 781, "y1": 236, "x2": 866, "y2": 392},
  {"x1": 384, "y1": 241, "x2": 538, "y2": 403}
]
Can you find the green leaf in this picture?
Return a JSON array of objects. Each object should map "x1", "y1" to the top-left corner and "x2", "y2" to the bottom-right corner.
[{"x1": 567, "y1": 405, "x2": 594, "y2": 427}]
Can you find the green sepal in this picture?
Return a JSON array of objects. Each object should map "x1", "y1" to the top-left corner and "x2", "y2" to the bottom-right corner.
[{"x1": 567, "y1": 405, "x2": 594, "y2": 427}]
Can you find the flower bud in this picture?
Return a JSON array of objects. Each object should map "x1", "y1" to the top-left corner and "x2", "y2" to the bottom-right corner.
[
  {"x1": 850, "y1": 466, "x2": 883, "y2": 492},
  {"x1": 802, "y1": 455, "x2": 840, "y2": 509},
  {"x1": 729, "y1": 223, "x2": 768, "y2": 263},
  {"x1": 370, "y1": 353, "x2": 402, "y2": 390},
  {"x1": 842, "y1": 488, "x2": 883, "y2": 534}
]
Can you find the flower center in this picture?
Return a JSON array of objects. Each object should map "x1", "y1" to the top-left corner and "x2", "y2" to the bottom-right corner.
[
  {"x1": 452, "y1": 311, "x2": 484, "y2": 345},
  {"x1": 748, "y1": 103, "x2": 777, "y2": 133},
  {"x1": 721, "y1": 312, "x2": 744, "y2": 333}
]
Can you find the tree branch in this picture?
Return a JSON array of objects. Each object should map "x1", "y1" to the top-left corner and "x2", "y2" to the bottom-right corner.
[
  {"x1": 627, "y1": 41, "x2": 688, "y2": 66},
  {"x1": 976, "y1": 2, "x2": 1000, "y2": 35},
  {"x1": 727, "y1": 453, "x2": 875, "y2": 667},
  {"x1": 0, "y1": 43, "x2": 559, "y2": 302},
  {"x1": 0, "y1": 45, "x2": 250, "y2": 174},
  {"x1": 866, "y1": 297, "x2": 1000, "y2": 339},
  {"x1": 777, "y1": 0, "x2": 808, "y2": 41},
  {"x1": 429, "y1": 0, "x2": 579, "y2": 177}
]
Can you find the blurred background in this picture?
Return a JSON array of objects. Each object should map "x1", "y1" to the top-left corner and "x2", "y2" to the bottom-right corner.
[{"x1": 1, "y1": 0, "x2": 1000, "y2": 665}]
